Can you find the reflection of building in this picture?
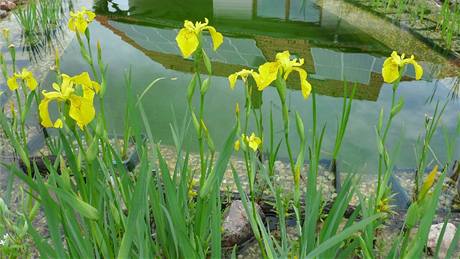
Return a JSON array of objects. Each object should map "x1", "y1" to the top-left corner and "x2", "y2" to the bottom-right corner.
[
  {"x1": 119, "y1": 0, "x2": 321, "y2": 22},
  {"x1": 96, "y1": 15, "x2": 385, "y2": 100},
  {"x1": 95, "y1": 0, "x2": 443, "y2": 101}
]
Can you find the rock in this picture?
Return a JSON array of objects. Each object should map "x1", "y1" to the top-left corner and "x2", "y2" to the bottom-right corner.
[
  {"x1": 0, "y1": 1, "x2": 15, "y2": 11},
  {"x1": 222, "y1": 200, "x2": 264, "y2": 248},
  {"x1": 0, "y1": 9, "x2": 7, "y2": 18},
  {"x1": 427, "y1": 222, "x2": 457, "y2": 258},
  {"x1": 6, "y1": 1, "x2": 15, "y2": 10}
]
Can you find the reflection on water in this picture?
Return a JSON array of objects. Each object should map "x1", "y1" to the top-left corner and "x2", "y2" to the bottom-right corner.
[
  {"x1": 52, "y1": 0, "x2": 460, "y2": 173},
  {"x1": 94, "y1": 0, "x2": 459, "y2": 101},
  {"x1": 13, "y1": 0, "x2": 73, "y2": 63}
]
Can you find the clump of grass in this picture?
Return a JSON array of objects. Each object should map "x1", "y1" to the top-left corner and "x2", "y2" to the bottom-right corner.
[
  {"x1": 362, "y1": 0, "x2": 459, "y2": 50},
  {"x1": 13, "y1": 0, "x2": 69, "y2": 61},
  {"x1": 438, "y1": 1, "x2": 460, "y2": 49}
]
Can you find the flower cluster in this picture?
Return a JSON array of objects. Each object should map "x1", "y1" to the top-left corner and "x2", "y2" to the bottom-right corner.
[
  {"x1": 7, "y1": 68, "x2": 38, "y2": 91},
  {"x1": 234, "y1": 133, "x2": 262, "y2": 152},
  {"x1": 68, "y1": 7, "x2": 96, "y2": 34},
  {"x1": 39, "y1": 72, "x2": 100, "y2": 129},
  {"x1": 382, "y1": 51, "x2": 423, "y2": 83},
  {"x1": 228, "y1": 51, "x2": 312, "y2": 99}
]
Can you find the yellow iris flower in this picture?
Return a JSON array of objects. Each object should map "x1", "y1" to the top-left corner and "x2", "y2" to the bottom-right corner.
[
  {"x1": 228, "y1": 69, "x2": 257, "y2": 89},
  {"x1": 68, "y1": 7, "x2": 96, "y2": 34},
  {"x1": 253, "y1": 51, "x2": 312, "y2": 99},
  {"x1": 234, "y1": 133, "x2": 262, "y2": 152},
  {"x1": 245, "y1": 133, "x2": 262, "y2": 151},
  {"x1": 176, "y1": 18, "x2": 223, "y2": 58},
  {"x1": 39, "y1": 72, "x2": 100, "y2": 129},
  {"x1": 382, "y1": 51, "x2": 423, "y2": 83},
  {"x1": 7, "y1": 68, "x2": 38, "y2": 91}
]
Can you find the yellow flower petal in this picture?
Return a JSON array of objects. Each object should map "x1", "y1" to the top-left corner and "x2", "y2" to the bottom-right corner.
[
  {"x1": 84, "y1": 9, "x2": 96, "y2": 22},
  {"x1": 246, "y1": 133, "x2": 261, "y2": 151},
  {"x1": 24, "y1": 76, "x2": 38, "y2": 91},
  {"x1": 71, "y1": 72, "x2": 101, "y2": 94},
  {"x1": 176, "y1": 28, "x2": 199, "y2": 58},
  {"x1": 413, "y1": 62, "x2": 423, "y2": 80},
  {"x1": 39, "y1": 97, "x2": 54, "y2": 128},
  {"x1": 7, "y1": 76, "x2": 18, "y2": 91},
  {"x1": 276, "y1": 50, "x2": 304, "y2": 78},
  {"x1": 69, "y1": 95, "x2": 96, "y2": 129},
  {"x1": 75, "y1": 19, "x2": 89, "y2": 34},
  {"x1": 204, "y1": 26, "x2": 223, "y2": 51},
  {"x1": 275, "y1": 51, "x2": 291, "y2": 65},
  {"x1": 184, "y1": 20, "x2": 195, "y2": 31},
  {"x1": 390, "y1": 51, "x2": 402, "y2": 65},
  {"x1": 228, "y1": 69, "x2": 256, "y2": 89},
  {"x1": 68, "y1": 7, "x2": 95, "y2": 33},
  {"x1": 53, "y1": 119, "x2": 63, "y2": 129},
  {"x1": 404, "y1": 56, "x2": 423, "y2": 80},
  {"x1": 292, "y1": 67, "x2": 311, "y2": 99},
  {"x1": 254, "y1": 62, "x2": 280, "y2": 91},
  {"x1": 228, "y1": 73, "x2": 238, "y2": 89},
  {"x1": 39, "y1": 90, "x2": 68, "y2": 129},
  {"x1": 382, "y1": 57, "x2": 400, "y2": 83}
]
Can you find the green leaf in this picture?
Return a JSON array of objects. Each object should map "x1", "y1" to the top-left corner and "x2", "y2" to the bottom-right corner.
[
  {"x1": 48, "y1": 186, "x2": 99, "y2": 220},
  {"x1": 295, "y1": 111, "x2": 305, "y2": 141},
  {"x1": 306, "y1": 213, "x2": 384, "y2": 259},
  {"x1": 200, "y1": 77, "x2": 210, "y2": 95},
  {"x1": 86, "y1": 137, "x2": 99, "y2": 162},
  {"x1": 445, "y1": 223, "x2": 460, "y2": 259},
  {"x1": 21, "y1": 91, "x2": 35, "y2": 123},
  {"x1": 199, "y1": 125, "x2": 237, "y2": 198},
  {"x1": 117, "y1": 150, "x2": 151, "y2": 259},
  {"x1": 390, "y1": 97, "x2": 404, "y2": 118},
  {"x1": 405, "y1": 202, "x2": 420, "y2": 228},
  {"x1": 202, "y1": 50, "x2": 212, "y2": 74},
  {"x1": 187, "y1": 73, "x2": 197, "y2": 102},
  {"x1": 378, "y1": 108, "x2": 384, "y2": 131}
]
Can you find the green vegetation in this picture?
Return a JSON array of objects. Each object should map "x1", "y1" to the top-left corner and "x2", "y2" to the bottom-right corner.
[
  {"x1": 361, "y1": 0, "x2": 460, "y2": 50},
  {"x1": 13, "y1": 0, "x2": 70, "y2": 60},
  {"x1": 0, "y1": 7, "x2": 459, "y2": 259}
]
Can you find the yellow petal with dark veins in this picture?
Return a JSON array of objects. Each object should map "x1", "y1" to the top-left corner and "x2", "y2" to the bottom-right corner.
[{"x1": 176, "y1": 28, "x2": 199, "y2": 58}]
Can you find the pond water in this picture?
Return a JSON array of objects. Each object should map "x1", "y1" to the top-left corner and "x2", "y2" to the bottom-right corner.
[{"x1": 27, "y1": 0, "x2": 460, "y2": 173}]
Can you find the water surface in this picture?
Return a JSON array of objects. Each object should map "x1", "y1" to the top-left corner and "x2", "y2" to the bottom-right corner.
[{"x1": 48, "y1": 0, "x2": 460, "y2": 173}]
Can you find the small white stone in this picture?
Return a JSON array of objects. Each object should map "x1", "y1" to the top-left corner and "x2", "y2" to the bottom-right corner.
[{"x1": 427, "y1": 222, "x2": 457, "y2": 259}]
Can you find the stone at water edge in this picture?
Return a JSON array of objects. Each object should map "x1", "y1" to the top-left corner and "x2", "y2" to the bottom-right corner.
[
  {"x1": 0, "y1": 1, "x2": 15, "y2": 11},
  {"x1": 0, "y1": 9, "x2": 7, "y2": 18},
  {"x1": 222, "y1": 200, "x2": 264, "y2": 248},
  {"x1": 427, "y1": 222, "x2": 457, "y2": 258}
]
